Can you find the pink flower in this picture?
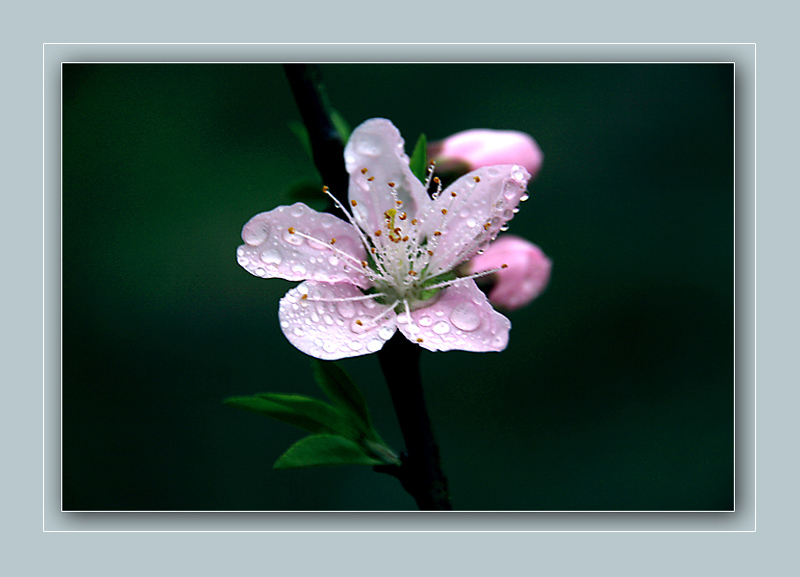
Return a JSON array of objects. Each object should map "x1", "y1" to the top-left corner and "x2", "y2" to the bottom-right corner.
[
  {"x1": 429, "y1": 129, "x2": 544, "y2": 179},
  {"x1": 236, "y1": 118, "x2": 532, "y2": 360},
  {"x1": 467, "y1": 235, "x2": 552, "y2": 311}
]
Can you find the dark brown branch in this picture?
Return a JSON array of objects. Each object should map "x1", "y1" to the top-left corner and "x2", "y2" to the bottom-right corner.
[{"x1": 283, "y1": 64, "x2": 452, "y2": 511}]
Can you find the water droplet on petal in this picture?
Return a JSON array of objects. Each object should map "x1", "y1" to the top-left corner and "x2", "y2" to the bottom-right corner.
[
  {"x1": 356, "y1": 139, "x2": 380, "y2": 156},
  {"x1": 432, "y1": 321, "x2": 451, "y2": 335},
  {"x1": 260, "y1": 249, "x2": 283, "y2": 265},
  {"x1": 255, "y1": 267, "x2": 266, "y2": 277},
  {"x1": 348, "y1": 341, "x2": 363, "y2": 351},
  {"x1": 366, "y1": 339, "x2": 383, "y2": 352},
  {"x1": 291, "y1": 264, "x2": 307, "y2": 275},
  {"x1": 323, "y1": 342, "x2": 337, "y2": 354},
  {"x1": 323, "y1": 314, "x2": 334, "y2": 325},
  {"x1": 450, "y1": 302, "x2": 482, "y2": 332},
  {"x1": 337, "y1": 301, "x2": 356, "y2": 319},
  {"x1": 419, "y1": 315, "x2": 433, "y2": 327},
  {"x1": 290, "y1": 205, "x2": 305, "y2": 217},
  {"x1": 378, "y1": 326, "x2": 394, "y2": 340},
  {"x1": 243, "y1": 221, "x2": 270, "y2": 245},
  {"x1": 328, "y1": 256, "x2": 340, "y2": 266},
  {"x1": 283, "y1": 229, "x2": 304, "y2": 246},
  {"x1": 466, "y1": 217, "x2": 477, "y2": 228},
  {"x1": 520, "y1": 193, "x2": 530, "y2": 202}
]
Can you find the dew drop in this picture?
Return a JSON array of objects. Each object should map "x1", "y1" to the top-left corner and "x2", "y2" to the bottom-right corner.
[
  {"x1": 450, "y1": 302, "x2": 482, "y2": 332},
  {"x1": 348, "y1": 341, "x2": 363, "y2": 351},
  {"x1": 293, "y1": 327, "x2": 305, "y2": 336},
  {"x1": 419, "y1": 315, "x2": 433, "y2": 327},
  {"x1": 511, "y1": 166, "x2": 526, "y2": 183},
  {"x1": 328, "y1": 256, "x2": 340, "y2": 266},
  {"x1": 283, "y1": 229, "x2": 304, "y2": 246},
  {"x1": 242, "y1": 221, "x2": 270, "y2": 245},
  {"x1": 366, "y1": 339, "x2": 383, "y2": 353},
  {"x1": 237, "y1": 256, "x2": 249, "y2": 266},
  {"x1": 260, "y1": 249, "x2": 283, "y2": 265},
  {"x1": 466, "y1": 217, "x2": 477, "y2": 228},
  {"x1": 432, "y1": 321, "x2": 451, "y2": 335},
  {"x1": 323, "y1": 342, "x2": 337, "y2": 354},
  {"x1": 255, "y1": 267, "x2": 266, "y2": 277},
  {"x1": 323, "y1": 314, "x2": 334, "y2": 325},
  {"x1": 520, "y1": 193, "x2": 530, "y2": 202},
  {"x1": 290, "y1": 204, "x2": 305, "y2": 217},
  {"x1": 337, "y1": 301, "x2": 356, "y2": 319},
  {"x1": 378, "y1": 326, "x2": 394, "y2": 340},
  {"x1": 356, "y1": 139, "x2": 380, "y2": 156},
  {"x1": 291, "y1": 264, "x2": 307, "y2": 275}
]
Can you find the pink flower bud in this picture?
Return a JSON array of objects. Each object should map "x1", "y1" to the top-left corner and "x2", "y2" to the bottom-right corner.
[
  {"x1": 430, "y1": 129, "x2": 544, "y2": 179},
  {"x1": 468, "y1": 235, "x2": 552, "y2": 311}
]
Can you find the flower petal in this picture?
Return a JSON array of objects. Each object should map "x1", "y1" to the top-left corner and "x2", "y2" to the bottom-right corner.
[
  {"x1": 279, "y1": 281, "x2": 398, "y2": 360},
  {"x1": 396, "y1": 280, "x2": 511, "y2": 353},
  {"x1": 344, "y1": 118, "x2": 430, "y2": 232},
  {"x1": 237, "y1": 203, "x2": 369, "y2": 287},
  {"x1": 423, "y1": 165, "x2": 531, "y2": 273}
]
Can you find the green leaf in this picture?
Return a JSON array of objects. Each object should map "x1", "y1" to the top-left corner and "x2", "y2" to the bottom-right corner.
[
  {"x1": 312, "y1": 360, "x2": 374, "y2": 439},
  {"x1": 330, "y1": 108, "x2": 351, "y2": 143},
  {"x1": 223, "y1": 393, "x2": 357, "y2": 438},
  {"x1": 273, "y1": 434, "x2": 384, "y2": 469},
  {"x1": 409, "y1": 133, "x2": 428, "y2": 182},
  {"x1": 288, "y1": 121, "x2": 312, "y2": 157}
]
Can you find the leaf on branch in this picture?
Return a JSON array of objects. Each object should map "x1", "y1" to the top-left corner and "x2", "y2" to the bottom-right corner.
[
  {"x1": 274, "y1": 434, "x2": 384, "y2": 469},
  {"x1": 223, "y1": 393, "x2": 358, "y2": 439},
  {"x1": 409, "y1": 133, "x2": 428, "y2": 182},
  {"x1": 311, "y1": 359, "x2": 376, "y2": 441}
]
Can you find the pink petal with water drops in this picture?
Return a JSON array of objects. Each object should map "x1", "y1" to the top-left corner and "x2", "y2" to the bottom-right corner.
[
  {"x1": 344, "y1": 118, "x2": 431, "y2": 233},
  {"x1": 237, "y1": 202, "x2": 369, "y2": 287},
  {"x1": 279, "y1": 281, "x2": 398, "y2": 360},
  {"x1": 396, "y1": 280, "x2": 511, "y2": 353},
  {"x1": 422, "y1": 165, "x2": 531, "y2": 274}
]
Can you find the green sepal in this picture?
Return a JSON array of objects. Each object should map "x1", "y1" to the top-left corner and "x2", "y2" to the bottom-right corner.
[
  {"x1": 273, "y1": 434, "x2": 384, "y2": 469},
  {"x1": 409, "y1": 133, "x2": 428, "y2": 182},
  {"x1": 223, "y1": 393, "x2": 358, "y2": 439}
]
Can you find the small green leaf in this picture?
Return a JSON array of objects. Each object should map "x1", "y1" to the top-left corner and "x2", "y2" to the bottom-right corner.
[
  {"x1": 288, "y1": 121, "x2": 312, "y2": 157},
  {"x1": 312, "y1": 360, "x2": 374, "y2": 437},
  {"x1": 223, "y1": 393, "x2": 356, "y2": 438},
  {"x1": 409, "y1": 133, "x2": 428, "y2": 182},
  {"x1": 273, "y1": 434, "x2": 384, "y2": 469},
  {"x1": 330, "y1": 108, "x2": 351, "y2": 143}
]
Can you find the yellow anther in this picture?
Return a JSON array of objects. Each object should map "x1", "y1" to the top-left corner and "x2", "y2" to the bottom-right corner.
[
  {"x1": 395, "y1": 200, "x2": 403, "y2": 206},
  {"x1": 287, "y1": 227, "x2": 296, "y2": 234},
  {"x1": 411, "y1": 218, "x2": 418, "y2": 225},
  {"x1": 375, "y1": 230, "x2": 382, "y2": 237},
  {"x1": 402, "y1": 235, "x2": 409, "y2": 242},
  {"x1": 330, "y1": 238, "x2": 336, "y2": 244},
  {"x1": 398, "y1": 212, "x2": 407, "y2": 220},
  {"x1": 388, "y1": 181, "x2": 395, "y2": 187},
  {"x1": 451, "y1": 191, "x2": 458, "y2": 197},
  {"x1": 433, "y1": 176, "x2": 440, "y2": 184},
  {"x1": 434, "y1": 231, "x2": 442, "y2": 237},
  {"x1": 367, "y1": 176, "x2": 375, "y2": 181},
  {"x1": 427, "y1": 250, "x2": 434, "y2": 256},
  {"x1": 483, "y1": 222, "x2": 491, "y2": 230},
  {"x1": 473, "y1": 175, "x2": 481, "y2": 183},
  {"x1": 322, "y1": 185, "x2": 329, "y2": 192},
  {"x1": 351, "y1": 199, "x2": 358, "y2": 207},
  {"x1": 301, "y1": 294, "x2": 308, "y2": 300},
  {"x1": 361, "y1": 260, "x2": 368, "y2": 268},
  {"x1": 408, "y1": 270, "x2": 416, "y2": 276},
  {"x1": 361, "y1": 167, "x2": 368, "y2": 174},
  {"x1": 416, "y1": 338, "x2": 424, "y2": 343},
  {"x1": 441, "y1": 208, "x2": 448, "y2": 215},
  {"x1": 501, "y1": 263, "x2": 509, "y2": 269},
  {"x1": 355, "y1": 319, "x2": 364, "y2": 326}
]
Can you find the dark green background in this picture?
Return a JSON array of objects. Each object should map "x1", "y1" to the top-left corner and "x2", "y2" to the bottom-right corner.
[{"x1": 62, "y1": 63, "x2": 733, "y2": 511}]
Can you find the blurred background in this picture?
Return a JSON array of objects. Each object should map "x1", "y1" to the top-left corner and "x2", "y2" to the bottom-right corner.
[{"x1": 62, "y1": 63, "x2": 733, "y2": 511}]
